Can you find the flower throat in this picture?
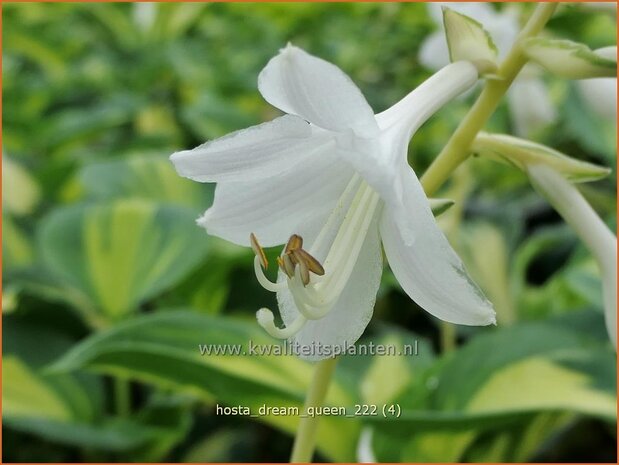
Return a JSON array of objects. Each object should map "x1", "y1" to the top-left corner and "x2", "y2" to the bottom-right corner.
[{"x1": 251, "y1": 174, "x2": 381, "y2": 339}]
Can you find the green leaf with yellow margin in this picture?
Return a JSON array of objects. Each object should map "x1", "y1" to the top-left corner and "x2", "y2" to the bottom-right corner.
[
  {"x1": 50, "y1": 310, "x2": 360, "y2": 462},
  {"x1": 38, "y1": 200, "x2": 209, "y2": 324}
]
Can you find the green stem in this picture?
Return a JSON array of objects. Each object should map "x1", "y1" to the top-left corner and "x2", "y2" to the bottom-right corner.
[
  {"x1": 420, "y1": 2, "x2": 558, "y2": 196},
  {"x1": 440, "y1": 321, "x2": 457, "y2": 353},
  {"x1": 290, "y1": 357, "x2": 338, "y2": 463},
  {"x1": 114, "y1": 377, "x2": 131, "y2": 417}
]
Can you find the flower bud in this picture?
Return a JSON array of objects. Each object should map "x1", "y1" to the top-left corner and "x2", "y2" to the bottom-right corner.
[
  {"x1": 442, "y1": 7, "x2": 499, "y2": 76},
  {"x1": 472, "y1": 132, "x2": 611, "y2": 182},
  {"x1": 523, "y1": 38, "x2": 617, "y2": 79}
]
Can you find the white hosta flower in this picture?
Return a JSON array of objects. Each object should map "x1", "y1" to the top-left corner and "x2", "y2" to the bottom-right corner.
[
  {"x1": 528, "y1": 165, "x2": 617, "y2": 348},
  {"x1": 172, "y1": 45, "x2": 496, "y2": 360},
  {"x1": 419, "y1": 2, "x2": 557, "y2": 137}
]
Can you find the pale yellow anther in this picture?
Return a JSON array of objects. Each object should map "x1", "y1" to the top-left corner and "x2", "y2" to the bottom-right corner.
[{"x1": 250, "y1": 233, "x2": 268, "y2": 269}]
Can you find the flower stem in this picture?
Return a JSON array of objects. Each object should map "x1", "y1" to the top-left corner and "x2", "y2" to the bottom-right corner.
[
  {"x1": 440, "y1": 321, "x2": 457, "y2": 353},
  {"x1": 420, "y1": 2, "x2": 558, "y2": 196},
  {"x1": 290, "y1": 357, "x2": 338, "y2": 463},
  {"x1": 114, "y1": 377, "x2": 131, "y2": 417}
]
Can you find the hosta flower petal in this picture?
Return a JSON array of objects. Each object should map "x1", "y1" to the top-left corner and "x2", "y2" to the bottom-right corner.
[
  {"x1": 171, "y1": 115, "x2": 332, "y2": 183},
  {"x1": 258, "y1": 44, "x2": 379, "y2": 137},
  {"x1": 277, "y1": 215, "x2": 383, "y2": 361},
  {"x1": 200, "y1": 148, "x2": 354, "y2": 247},
  {"x1": 379, "y1": 167, "x2": 496, "y2": 326},
  {"x1": 376, "y1": 61, "x2": 479, "y2": 140},
  {"x1": 339, "y1": 61, "x2": 478, "y2": 245}
]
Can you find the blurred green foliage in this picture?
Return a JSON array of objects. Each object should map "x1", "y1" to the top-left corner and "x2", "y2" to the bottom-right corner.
[{"x1": 2, "y1": 2, "x2": 616, "y2": 463}]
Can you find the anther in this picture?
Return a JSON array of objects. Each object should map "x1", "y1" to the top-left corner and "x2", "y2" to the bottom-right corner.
[
  {"x1": 285, "y1": 234, "x2": 303, "y2": 254},
  {"x1": 292, "y1": 249, "x2": 310, "y2": 286},
  {"x1": 250, "y1": 233, "x2": 268, "y2": 269},
  {"x1": 296, "y1": 248, "x2": 325, "y2": 276},
  {"x1": 282, "y1": 253, "x2": 296, "y2": 278}
]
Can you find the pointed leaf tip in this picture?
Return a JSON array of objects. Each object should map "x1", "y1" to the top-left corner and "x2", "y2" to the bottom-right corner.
[
  {"x1": 442, "y1": 7, "x2": 499, "y2": 75},
  {"x1": 472, "y1": 132, "x2": 611, "y2": 183}
]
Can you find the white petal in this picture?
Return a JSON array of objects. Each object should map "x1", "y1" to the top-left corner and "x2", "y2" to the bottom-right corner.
[
  {"x1": 507, "y1": 75, "x2": 557, "y2": 137},
  {"x1": 379, "y1": 167, "x2": 496, "y2": 326},
  {"x1": 376, "y1": 61, "x2": 479, "y2": 138},
  {"x1": 199, "y1": 145, "x2": 354, "y2": 247},
  {"x1": 339, "y1": 61, "x2": 478, "y2": 245},
  {"x1": 578, "y1": 77, "x2": 617, "y2": 120},
  {"x1": 258, "y1": 45, "x2": 379, "y2": 137},
  {"x1": 170, "y1": 115, "x2": 334, "y2": 183},
  {"x1": 278, "y1": 214, "x2": 383, "y2": 362}
]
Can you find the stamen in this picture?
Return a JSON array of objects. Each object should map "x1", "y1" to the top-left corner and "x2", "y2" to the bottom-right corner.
[
  {"x1": 256, "y1": 308, "x2": 307, "y2": 339},
  {"x1": 293, "y1": 249, "x2": 311, "y2": 286},
  {"x1": 309, "y1": 173, "x2": 361, "y2": 254},
  {"x1": 282, "y1": 253, "x2": 296, "y2": 278},
  {"x1": 289, "y1": 268, "x2": 331, "y2": 319},
  {"x1": 285, "y1": 234, "x2": 303, "y2": 254},
  {"x1": 296, "y1": 248, "x2": 325, "y2": 276},
  {"x1": 252, "y1": 174, "x2": 382, "y2": 342},
  {"x1": 253, "y1": 256, "x2": 285, "y2": 292},
  {"x1": 287, "y1": 182, "x2": 381, "y2": 315},
  {"x1": 250, "y1": 233, "x2": 268, "y2": 269}
]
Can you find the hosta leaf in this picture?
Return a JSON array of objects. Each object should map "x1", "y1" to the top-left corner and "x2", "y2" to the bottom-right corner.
[
  {"x1": 38, "y1": 200, "x2": 209, "y2": 322},
  {"x1": 5, "y1": 415, "x2": 185, "y2": 453},
  {"x1": 2, "y1": 155, "x2": 41, "y2": 216},
  {"x1": 51, "y1": 310, "x2": 359, "y2": 462},
  {"x1": 430, "y1": 320, "x2": 615, "y2": 415},
  {"x1": 367, "y1": 318, "x2": 615, "y2": 462},
  {"x1": 3, "y1": 356, "x2": 73, "y2": 422},
  {"x1": 465, "y1": 352, "x2": 616, "y2": 418},
  {"x1": 458, "y1": 222, "x2": 515, "y2": 325},
  {"x1": 3, "y1": 215, "x2": 35, "y2": 273},
  {"x1": 79, "y1": 154, "x2": 212, "y2": 210},
  {"x1": 3, "y1": 318, "x2": 192, "y2": 454}
]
